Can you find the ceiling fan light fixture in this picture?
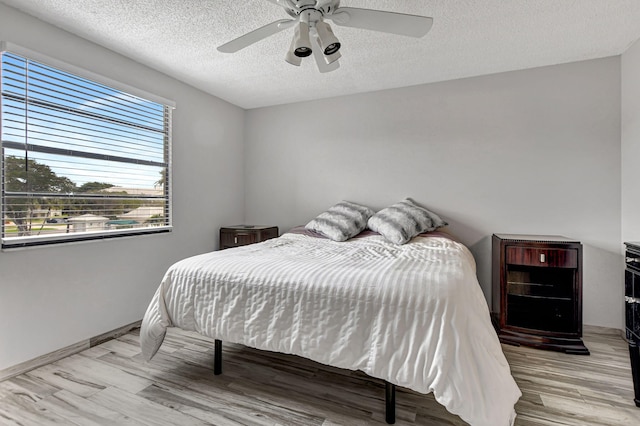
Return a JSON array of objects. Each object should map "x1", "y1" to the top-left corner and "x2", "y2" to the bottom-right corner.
[
  {"x1": 315, "y1": 21, "x2": 341, "y2": 56},
  {"x1": 324, "y1": 42, "x2": 340, "y2": 56},
  {"x1": 293, "y1": 22, "x2": 313, "y2": 58},
  {"x1": 295, "y1": 46, "x2": 312, "y2": 57},
  {"x1": 310, "y1": 33, "x2": 340, "y2": 73},
  {"x1": 285, "y1": 38, "x2": 302, "y2": 66},
  {"x1": 217, "y1": 1, "x2": 433, "y2": 73},
  {"x1": 323, "y1": 49, "x2": 341, "y2": 65}
]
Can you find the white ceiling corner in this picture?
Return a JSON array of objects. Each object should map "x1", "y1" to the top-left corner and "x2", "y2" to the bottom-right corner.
[{"x1": 1, "y1": 0, "x2": 640, "y2": 109}]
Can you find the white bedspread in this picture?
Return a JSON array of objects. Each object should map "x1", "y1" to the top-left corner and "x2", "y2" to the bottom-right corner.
[{"x1": 140, "y1": 232, "x2": 521, "y2": 425}]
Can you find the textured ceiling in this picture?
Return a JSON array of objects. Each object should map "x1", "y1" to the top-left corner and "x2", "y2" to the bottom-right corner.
[{"x1": 2, "y1": 0, "x2": 640, "y2": 109}]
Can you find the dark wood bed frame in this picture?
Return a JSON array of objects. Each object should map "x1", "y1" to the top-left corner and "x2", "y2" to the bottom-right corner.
[{"x1": 213, "y1": 339, "x2": 397, "y2": 424}]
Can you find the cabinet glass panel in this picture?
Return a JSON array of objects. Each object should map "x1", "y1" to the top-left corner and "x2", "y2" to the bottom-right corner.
[
  {"x1": 635, "y1": 304, "x2": 640, "y2": 339},
  {"x1": 506, "y1": 265, "x2": 574, "y2": 332},
  {"x1": 506, "y1": 266, "x2": 574, "y2": 299},
  {"x1": 507, "y1": 295, "x2": 574, "y2": 332},
  {"x1": 626, "y1": 250, "x2": 640, "y2": 272},
  {"x1": 627, "y1": 269, "x2": 640, "y2": 300},
  {"x1": 628, "y1": 302, "x2": 640, "y2": 340}
]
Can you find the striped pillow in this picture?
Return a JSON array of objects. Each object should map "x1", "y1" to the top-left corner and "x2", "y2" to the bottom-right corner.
[
  {"x1": 368, "y1": 199, "x2": 447, "y2": 244},
  {"x1": 305, "y1": 201, "x2": 375, "y2": 242}
]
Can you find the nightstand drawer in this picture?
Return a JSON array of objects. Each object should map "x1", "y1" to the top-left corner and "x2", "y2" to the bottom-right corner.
[
  {"x1": 219, "y1": 225, "x2": 278, "y2": 250},
  {"x1": 221, "y1": 232, "x2": 256, "y2": 247},
  {"x1": 506, "y1": 246, "x2": 577, "y2": 268}
]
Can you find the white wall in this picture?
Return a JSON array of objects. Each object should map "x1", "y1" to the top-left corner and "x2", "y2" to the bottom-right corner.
[
  {"x1": 0, "y1": 3, "x2": 630, "y2": 372},
  {"x1": 0, "y1": 4, "x2": 245, "y2": 370},
  {"x1": 622, "y1": 38, "x2": 640, "y2": 243},
  {"x1": 245, "y1": 58, "x2": 623, "y2": 329}
]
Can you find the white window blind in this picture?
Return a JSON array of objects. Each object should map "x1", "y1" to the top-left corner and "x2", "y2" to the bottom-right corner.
[{"x1": 1, "y1": 50, "x2": 173, "y2": 248}]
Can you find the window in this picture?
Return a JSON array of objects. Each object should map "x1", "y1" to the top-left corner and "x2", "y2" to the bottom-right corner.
[{"x1": 1, "y1": 48, "x2": 173, "y2": 248}]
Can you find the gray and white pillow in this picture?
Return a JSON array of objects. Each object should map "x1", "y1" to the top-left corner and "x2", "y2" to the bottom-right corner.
[
  {"x1": 407, "y1": 197, "x2": 448, "y2": 229},
  {"x1": 368, "y1": 198, "x2": 447, "y2": 245},
  {"x1": 305, "y1": 201, "x2": 375, "y2": 242}
]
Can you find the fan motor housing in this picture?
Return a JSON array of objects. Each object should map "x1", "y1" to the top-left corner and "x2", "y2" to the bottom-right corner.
[{"x1": 283, "y1": 0, "x2": 340, "y2": 17}]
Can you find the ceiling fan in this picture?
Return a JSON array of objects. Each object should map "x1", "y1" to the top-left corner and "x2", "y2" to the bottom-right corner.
[{"x1": 217, "y1": 0, "x2": 433, "y2": 73}]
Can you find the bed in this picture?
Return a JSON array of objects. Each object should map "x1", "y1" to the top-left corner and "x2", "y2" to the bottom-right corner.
[{"x1": 140, "y1": 227, "x2": 521, "y2": 425}]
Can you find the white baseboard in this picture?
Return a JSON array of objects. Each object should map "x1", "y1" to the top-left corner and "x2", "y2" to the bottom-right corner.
[
  {"x1": 583, "y1": 324, "x2": 625, "y2": 338},
  {"x1": 0, "y1": 320, "x2": 141, "y2": 382},
  {"x1": 0, "y1": 322, "x2": 625, "y2": 382}
]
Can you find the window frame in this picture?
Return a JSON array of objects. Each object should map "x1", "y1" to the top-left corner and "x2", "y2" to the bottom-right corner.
[{"x1": 0, "y1": 42, "x2": 175, "y2": 249}]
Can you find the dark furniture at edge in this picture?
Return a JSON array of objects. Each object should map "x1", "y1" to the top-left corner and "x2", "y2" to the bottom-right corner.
[
  {"x1": 219, "y1": 225, "x2": 278, "y2": 249},
  {"x1": 492, "y1": 234, "x2": 589, "y2": 355},
  {"x1": 624, "y1": 242, "x2": 640, "y2": 407}
]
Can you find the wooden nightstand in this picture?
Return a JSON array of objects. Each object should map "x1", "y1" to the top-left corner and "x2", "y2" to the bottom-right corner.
[
  {"x1": 219, "y1": 225, "x2": 278, "y2": 250},
  {"x1": 492, "y1": 233, "x2": 588, "y2": 354}
]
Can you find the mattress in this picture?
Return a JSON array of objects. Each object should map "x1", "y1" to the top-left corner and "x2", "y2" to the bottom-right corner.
[{"x1": 140, "y1": 231, "x2": 521, "y2": 425}]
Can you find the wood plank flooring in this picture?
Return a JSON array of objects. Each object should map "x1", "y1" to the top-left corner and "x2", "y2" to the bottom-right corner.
[{"x1": 1, "y1": 327, "x2": 639, "y2": 425}]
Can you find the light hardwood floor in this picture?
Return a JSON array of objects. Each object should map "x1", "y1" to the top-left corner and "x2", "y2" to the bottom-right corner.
[{"x1": 1, "y1": 328, "x2": 639, "y2": 425}]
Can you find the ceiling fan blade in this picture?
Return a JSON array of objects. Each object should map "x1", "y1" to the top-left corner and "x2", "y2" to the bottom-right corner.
[
  {"x1": 315, "y1": 0, "x2": 335, "y2": 9},
  {"x1": 218, "y1": 19, "x2": 296, "y2": 53},
  {"x1": 329, "y1": 7, "x2": 433, "y2": 38},
  {"x1": 265, "y1": 0, "x2": 298, "y2": 17},
  {"x1": 310, "y1": 34, "x2": 339, "y2": 73}
]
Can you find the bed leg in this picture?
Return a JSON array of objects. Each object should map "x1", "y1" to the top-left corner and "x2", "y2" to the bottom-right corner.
[
  {"x1": 385, "y1": 382, "x2": 396, "y2": 424},
  {"x1": 214, "y1": 339, "x2": 222, "y2": 375}
]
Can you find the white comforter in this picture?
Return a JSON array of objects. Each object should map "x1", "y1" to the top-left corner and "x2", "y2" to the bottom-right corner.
[{"x1": 140, "y1": 232, "x2": 521, "y2": 425}]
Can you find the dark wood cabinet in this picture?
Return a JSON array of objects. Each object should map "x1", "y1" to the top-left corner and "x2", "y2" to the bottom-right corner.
[
  {"x1": 219, "y1": 225, "x2": 278, "y2": 250},
  {"x1": 624, "y1": 241, "x2": 640, "y2": 407},
  {"x1": 492, "y1": 234, "x2": 589, "y2": 354}
]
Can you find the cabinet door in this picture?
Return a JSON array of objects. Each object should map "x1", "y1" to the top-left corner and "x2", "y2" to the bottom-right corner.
[
  {"x1": 507, "y1": 294, "x2": 574, "y2": 333},
  {"x1": 627, "y1": 261, "x2": 640, "y2": 341},
  {"x1": 504, "y1": 246, "x2": 578, "y2": 334},
  {"x1": 626, "y1": 250, "x2": 640, "y2": 300}
]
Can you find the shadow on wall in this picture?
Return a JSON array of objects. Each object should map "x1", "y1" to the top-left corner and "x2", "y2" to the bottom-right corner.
[
  {"x1": 467, "y1": 234, "x2": 494, "y2": 308},
  {"x1": 581, "y1": 243, "x2": 623, "y2": 328},
  {"x1": 437, "y1": 216, "x2": 492, "y2": 303}
]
